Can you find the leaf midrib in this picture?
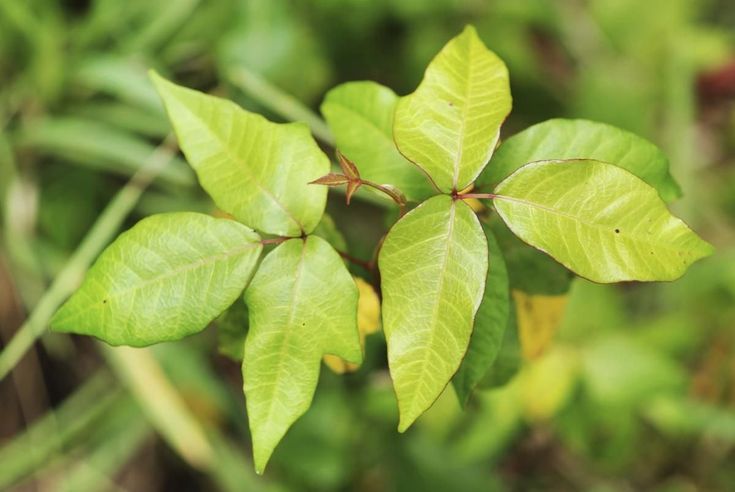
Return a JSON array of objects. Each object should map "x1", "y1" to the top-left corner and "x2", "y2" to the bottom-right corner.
[
  {"x1": 406, "y1": 200, "x2": 456, "y2": 420},
  {"x1": 451, "y1": 40, "x2": 474, "y2": 189},
  {"x1": 173, "y1": 92, "x2": 305, "y2": 234},
  {"x1": 494, "y1": 193, "x2": 693, "y2": 254},
  {"x1": 56, "y1": 241, "x2": 261, "y2": 323},
  {"x1": 262, "y1": 239, "x2": 308, "y2": 430}
]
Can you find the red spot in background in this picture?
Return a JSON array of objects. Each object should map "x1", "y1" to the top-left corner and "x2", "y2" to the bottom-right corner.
[{"x1": 698, "y1": 59, "x2": 735, "y2": 102}]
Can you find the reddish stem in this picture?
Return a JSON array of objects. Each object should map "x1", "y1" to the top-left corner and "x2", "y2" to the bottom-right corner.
[
  {"x1": 457, "y1": 192, "x2": 497, "y2": 200},
  {"x1": 260, "y1": 237, "x2": 288, "y2": 246},
  {"x1": 338, "y1": 250, "x2": 374, "y2": 271},
  {"x1": 360, "y1": 179, "x2": 407, "y2": 216}
]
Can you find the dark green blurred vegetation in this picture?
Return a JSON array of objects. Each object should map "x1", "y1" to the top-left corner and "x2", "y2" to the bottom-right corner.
[{"x1": 1, "y1": 0, "x2": 734, "y2": 490}]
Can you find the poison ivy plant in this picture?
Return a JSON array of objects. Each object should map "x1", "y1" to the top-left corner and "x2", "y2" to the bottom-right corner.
[{"x1": 51, "y1": 25, "x2": 713, "y2": 473}]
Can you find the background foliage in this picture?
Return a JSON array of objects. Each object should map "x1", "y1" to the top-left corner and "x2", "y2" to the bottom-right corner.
[{"x1": 1, "y1": 0, "x2": 734, "y2": 490}]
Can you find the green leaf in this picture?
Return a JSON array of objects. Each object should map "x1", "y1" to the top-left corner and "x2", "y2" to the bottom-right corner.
[
  {"x1": 379, "y1": 195, "x2": 488, "y2": 431},
  {"x1": 478, "y1": 302, "x2": 521, "y2": 390},
  {"x1": 311, "y1": 213, "x2": 348, "y2": 252},
  {"x1": 243, "y1": 236, "x2": 361, "y2": 473},
  {"x1": 477, "y1": 118, "x2": 682, "y2": 202},
  {"x1": 321, "y1": 81, "x2": 434, "y2": 201},
  {"x1": 493, "y1": 160, "x2": 713, "y2": 283},
  {"x1": 151, "y1": 72, "x2": 328, "y2": 237},
  {"x1": 452, "y1": 224, "x2": 510, "y2": 406},
  {"x1": 215, "y1": 300, "x2": 249, "y2": 361},
  {"x1": 393, "y1": 25, "x2": 511, "y2": 193},
  {"x1": 51, "y1": 213, "x2": 262, "y2": 346},
  {"x1": 490, "y1": 218, "x2": 574, "y2": 295}
]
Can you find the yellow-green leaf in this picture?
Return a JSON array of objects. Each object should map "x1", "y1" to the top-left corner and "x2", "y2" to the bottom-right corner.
[
  {"x1": 243, "y1": 236, "x2": 361, "y2": 473},
  {"x1": 477, "y1": 118, "x2": 682, "y2": 202},
  {"x1": 394, "y1": 25, "x2": 511, "y2": 192},
  {"x1": 321, "y1": 81, "x2": 435, "y2": 202},
  {"x1": 52, "y1": 213, "x2": 262, "y2": 346},
  {"x1": 151, "y1": 72, "x2": 328, "y2": 236},
  {"x1": 494, "y1": 160, "x2": 713, "y2": 283},
  {"x1": 379, "y1": 195, "x2": 487, "y2": 431}
]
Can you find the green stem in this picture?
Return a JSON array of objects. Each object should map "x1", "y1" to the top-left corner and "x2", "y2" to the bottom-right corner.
[
  {"x1": 0, "y1": 137, "x2": 177, "y2": 381},
  {"x1": 226, "y1": 67, "x2": 335, "y2": 146}
]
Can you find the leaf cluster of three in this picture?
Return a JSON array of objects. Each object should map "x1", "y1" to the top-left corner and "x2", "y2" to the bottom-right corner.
[{"x1": 51, "y1": 26, "x2": 712, "y2": 473}]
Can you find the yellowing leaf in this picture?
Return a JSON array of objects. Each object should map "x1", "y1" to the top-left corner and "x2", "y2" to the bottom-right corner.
[
  {"x1": 324, "y1": 276, "x2": 381, "y2": 373},
  {"x1": 512, "y1": 290, "x2": 568, "y2": 360},
  {"x1": 518, "y1": 347, "x2": 579, "y2": 422}
]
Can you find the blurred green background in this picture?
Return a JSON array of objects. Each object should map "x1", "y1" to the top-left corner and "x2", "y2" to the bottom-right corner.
[{"x1": 1, "y1": 0, "x2": 734, "y2": 490}]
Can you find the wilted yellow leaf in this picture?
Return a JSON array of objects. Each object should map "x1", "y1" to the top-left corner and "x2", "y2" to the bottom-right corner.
[
  {"x1": 518, "y1": 346, "x2": 579, "y2": 422},
  {"x1": 324, "y1": 276, "x2": 381, "y2": 373},
  {"x1": 512, "y1": 290, "x2": 568, "y2": 360}
]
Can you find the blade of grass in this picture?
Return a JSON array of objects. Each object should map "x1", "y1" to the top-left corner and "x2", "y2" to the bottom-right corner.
[
  {"x1": 53, "y1": 397, "x2": 151, "y2": 492},
  {"x1": 101, "y1": 344, "x2": 214, "y2": 470},
  {"x1": 226, "y1": 67, "x2": 334, "y2": 146},
  {"x1": 0, "y1": 136, "x2": 177, "y2": 381},
  {"x1": 15, "y1": 118, "x2": 193, "y2": 188},
  {"x1": 0, "y1": 372, "x2": 122, "y2": 489}
]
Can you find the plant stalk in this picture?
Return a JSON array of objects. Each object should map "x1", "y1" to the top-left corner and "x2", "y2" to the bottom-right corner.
[{"x1": 0, "y1": 138, "x2": 177, "y2": 381}]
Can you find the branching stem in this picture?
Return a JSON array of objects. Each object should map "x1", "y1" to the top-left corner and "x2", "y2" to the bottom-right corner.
[
  {"x1": 0, "y1": 137, "x2": 178, "y2": 381},
  {"x1": 360, "y1": 179, "x2": 407, "y2": 216}
]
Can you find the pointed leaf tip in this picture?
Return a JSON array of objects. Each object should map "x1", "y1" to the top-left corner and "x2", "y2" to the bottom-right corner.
[
  {"x1": 393, "y1": 25, "x2": 511, "y2": 192},
  {"x1": 380, "y1": 196, "x2": 488, "y2": 431},
  {"x1": 51, "y1": 213, "x2": 262, "y2": 346},
  {"x1": 243, "y1": 236, "x2": 361, "y2": 473},
  {"x1": 494, "y1": 159, "x2": 713, "y2": 283},
  {"x1": 310, "y1": 173, "x2": 350, "y2": 186},
  {"x1": 151, "y1": 74, "x2": 328, "y2": 236},
  {"x1": 337, "y1": 152, "x2": 361, "y2": 180}
]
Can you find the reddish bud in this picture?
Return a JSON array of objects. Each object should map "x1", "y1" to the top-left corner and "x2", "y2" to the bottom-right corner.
[{"x1": 310, "y1": 173, "x2": 350, "y2": 186}]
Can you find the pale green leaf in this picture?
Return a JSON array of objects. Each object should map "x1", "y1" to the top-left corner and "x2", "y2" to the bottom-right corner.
[
  {"x1": 393, "y1": 25, "x2": 511, "y2": 192},
  {"x1": 321, "y1": 81, "x2": 434, "y2": 201},
  {"x1": 243, "y1": 236, "x2": 361, "y2": 473},
  {"x1": 151, "y1": 72, "x2": 328, "y2": 237},
  {"x1": 493, "y1": 160, "x2": 713, "y2": 283},
  {"x1": 477, "y1": 118, "x2": 682, "y2": 202},
  {"x1": 452, "y1": 223, "x2": 510, "y2": 406},
  {"x1": 379, "y1": 195, "x2": 488, "y2": 431},
  {"x1": 51, "y1": 213, "x2": 262, "y2": 346}
]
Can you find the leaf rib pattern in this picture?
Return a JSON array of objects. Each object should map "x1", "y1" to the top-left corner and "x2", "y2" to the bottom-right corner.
[
  {"x1": 243, "y1": 235, "x2": 361, "y2": 473},
  {"x1": 51, "y1": 213, "x2": 263, "y2": 346},
  {"x1": 477, "y1": 118, "x2": 681, "y2": 202},
  {"x1": 452, "y1": 224, "x2": 510, "y2": 405},
  {"x1": 321, "y1": 81, "x2": 434, "y2": 201},
  {"x1": 379, "y1": 195, "x2": 488, "y2": 431},
  {"x1": 493, "y1": 160, "x2": 713, "y2": 283},
  {"x1": 151, "y1": 73, "x2": 328, "y2": 236},
  {"x1": 394, "y1": 25, "x2": 511, "y2": 192}
]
